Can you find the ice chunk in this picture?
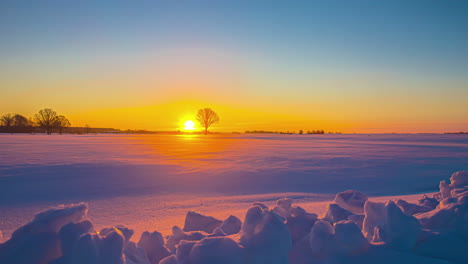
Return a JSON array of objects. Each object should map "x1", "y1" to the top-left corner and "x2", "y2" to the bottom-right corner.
[
  {"x1": 220, "y1": 215, "x2": 242, "y2": 235},
  {"x1": 208, "y1": 227, "x2": 226, "y2": 237},
  {"x1": 309, "y1": 220, "x2": 335, "y2": 257},
  {"x1": 70, "y1": 233, "x2": 100, "y2": 264},
  {"x1": 240, "y1": 206, "x2": 292, "y2": 264},
  {"x1": 286, "y1": 211, "x2": 317, "y2": 244},
  {"x1": 124, "y1": 241, "x2": 150, "y2": 264},
  {"x1": 137, "y1": 231, "x2": 171, "y2": 264},
  {"x1": 273, "y1": 198, "x2": 293, "y2": 218},
  {"x1": 183, "y1": 211, "x2": 222, "y2": 233},
  {"x1": 362, "y1": 201, "x2": 386, "y2": 240},
  {"x1": 166, "y1": 226, "x2": 206, "y2": 251},
  {"x1": 189, "y1": 237, "x2": 243, "y2": 264},
  {"x1": 347, "y1": 214, "x2": 365, "y2": 229},
  {"x1": 99, "y1": 229, "x2": 126, "y2": 264},
  {"x1": 449, "y1": 171, "x2": 468, "y2": 188},
  {"x1": 439, "y1": 180, "x2": 452, "y2": 199},
  {"x1": 59, "y1": 220, "x2": 94, "y2": 257},
  {"x1": 334, "y1": 220, "x2": 369, "y2": 255},
  {"x1": 67, "y1": 229, "x2": 125, "y2": 264},
  {"x1": 240, "y1": 206, "x2": 263, "y2": 242},
  {"x1": 0, "y1": 203, "x2": 87, "y2": 264},
  {"x1": 417, "y1": 198, "x2": 468, "y2": 233},
  {"x1": 322, "y1": 203, "x2": 354, "y2": 223},
  {"x1": 334, "y1": 190, "x2": 368, "y2": 214},
  {"x1": 380, "y1": 201, "x2": 421, "y2": 251},
  {"x1": 396, "y1": 199, "x2": 432, "y2": 215},
  {"x1": 418, "y1": 195, "x2": 439, "y2": 209},
  {"x1": 101, "y1": 225, "x2": 134, "y2": 243},
  {"x1": 175, "y1": 240, "x2": 196, "y2": 264}
]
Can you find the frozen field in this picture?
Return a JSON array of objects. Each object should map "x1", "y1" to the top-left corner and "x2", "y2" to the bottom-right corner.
[{"x1": 0, "y1": 134, "x2": 467, "y2": 240}]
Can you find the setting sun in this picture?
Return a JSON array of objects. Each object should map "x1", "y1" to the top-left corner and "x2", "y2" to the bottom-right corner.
[{"x1": 183, "y1": 120, "x2": 195, "y2": 130}]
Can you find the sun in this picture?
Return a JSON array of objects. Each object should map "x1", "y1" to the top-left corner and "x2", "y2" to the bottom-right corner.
[{"x1": 183, "y1": 120, "x2": 195, "y2": 130}]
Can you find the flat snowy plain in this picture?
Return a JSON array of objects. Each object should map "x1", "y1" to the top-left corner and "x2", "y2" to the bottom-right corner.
[{"x1": 1, "y1": 134, "x2": 467, "y2": 240}]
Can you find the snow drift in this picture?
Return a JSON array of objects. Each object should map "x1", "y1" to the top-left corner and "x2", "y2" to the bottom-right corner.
[{"x1": 1, "y1": 171, "x2": 468, "y2": 264}]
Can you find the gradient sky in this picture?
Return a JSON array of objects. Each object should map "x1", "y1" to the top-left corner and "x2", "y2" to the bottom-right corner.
[{"x1": 1, "y1": 0, "x2": 467, "y2": 133}]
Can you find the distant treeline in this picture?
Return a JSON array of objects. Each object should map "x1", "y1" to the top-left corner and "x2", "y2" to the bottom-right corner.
[
  {"x1": 245, "y1": 130, "x2": 341, "y2": 135},
  {"x1": 1, "y1": 108, "x2": 97, "y2": 135}
]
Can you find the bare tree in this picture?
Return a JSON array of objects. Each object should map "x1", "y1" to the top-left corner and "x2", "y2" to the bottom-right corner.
[
  {"x1": 56, "y1": 115, "x2": 71, "y2": 134},
  {"x1": 12, "y1": 114, "x2": 29, "y2": 133},
  {"x1": 196, "y1": 108, "x2": 219, "y2": 135},
  {"x1": 35, "y1": 108, "x2": 58, "y2": 135},
  {"x1": 1, "y1": 113, "x2": 14, "y2": 133}
]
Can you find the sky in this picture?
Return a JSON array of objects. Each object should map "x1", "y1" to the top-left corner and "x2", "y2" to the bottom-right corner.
[{"x1": 0, "y1": 0, "x2": 467, "y2": 133}]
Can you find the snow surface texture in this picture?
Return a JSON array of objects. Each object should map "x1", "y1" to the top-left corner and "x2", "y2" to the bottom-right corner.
[
  {"x1": 1, "y1": 171, "x2": 467, "y2": 264},
  {"x1": 2, "y1": 134, "x2": 468, "y2": 239}
]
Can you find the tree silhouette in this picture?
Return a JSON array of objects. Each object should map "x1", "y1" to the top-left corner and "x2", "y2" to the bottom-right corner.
[
  {"x1": 0, "y1": 113, "x2": 14, "y2": 133},
  {"x1": 56, "y1": 115, "x2": 71, "y2": 134},
  {"x1": 196, "y1": 108, "x2": 219, "y2": 135},
  {"x1": 12, "y1": 114, "x2": 30, "y2": 133},
  {"x1": 35, "y1": 108, "x2": 58, "y2": 135}
]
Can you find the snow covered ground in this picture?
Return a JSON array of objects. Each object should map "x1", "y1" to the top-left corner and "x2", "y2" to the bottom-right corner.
[{"x1": 0, "y1": 133, "x2": 467, "y2": 241}]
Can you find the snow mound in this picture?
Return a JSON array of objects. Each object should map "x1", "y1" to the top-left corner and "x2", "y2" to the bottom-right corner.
[
  {"x1": 138, "y1": 231, "x2": 170, "y2": 264},
  {"x1": 334, "y1": 190, "x2": 368, "y2": 214},
  {"x1": 219, "y1": 215, "x2": 242, "y2": 235},
  {"x1": 183, "y1": 211, "x2": 222, "y2": 233},
  {"x1": 1, "y1": 171, "x2": 468, "y2": 264}
]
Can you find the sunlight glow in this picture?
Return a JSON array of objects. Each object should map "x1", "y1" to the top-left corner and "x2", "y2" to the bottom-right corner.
[{"x1": 183, "y1": 120, "x2": 195, "y2": 130}]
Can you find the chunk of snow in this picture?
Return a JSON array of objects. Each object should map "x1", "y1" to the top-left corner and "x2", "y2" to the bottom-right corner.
[
  {"x1": 334, "y1": 190, "x2": 368, "y2": 214},
  {"x1": 380, "y1": 201, "x2": 421, "y2": 251},
  {"x1": 208, "y1": 227, "x2": 227, "y2": 237},
  {"x1": 59, "y1": 220, "x2": 94, "y2": 258},
  {"x1": 101, "y1": 225, "x2": 134, "y2": 243},
  {"x1": 449, "y1": 171, "x2": 468, "y2": 188},
  {"x1": 99, "y1": 229, "x2": 126, "y2": 264},
  {"x1": 439, "y1": 180, "x2": 452, "y2": 199},
  {"x1": 418, "y1": 194, "x2": 439, "y2": 209},
  {"x1": 137, "y1": 231, "x2": 171, "y2": 264},
  {"x1": 166, "y1": 226, "x2": 206, "y2": 251},
  {"x1": 240, "y1": 206, "x2": 292, "y2": 264},
  {"x1": 175, "y1": 240, "x2": 196, "y2": 264},
  {"x1": 189, "y1": 237, "x2": 243, "y2": 264},
  {"x1": 286, "y1": 211, "x2": 317, "y2": 244},
  {"x1": 396, "y1": 199, "x2": 432, "y2": 215},
  {"x1": 0, "y1": 203, "x2": 87, "y2": 264},
  {"x1": 322, "y1": 203, "x2": 354, "y2": 223},
  {"x1": 362, "y1": 201, "x2": 386, "y2": 240},
  {"x1": 183, "y1": 211, "x2": 223, "y2": 233},
  {"x1": 273, "y1": 198, "x2": 293, "y2": 218},
  {"x1": 334, "y1": 220, "x2": 370, "y2": 255},
  {"x1": 347, "y1": 214, "x2": 365, "y2": 229},
  {"x1": 124, "y1": 241, "x2": 150, "y2": 264},
  {"x1": 309, "y1": 220, "x2": 335, "y2": 257},
  {"x1": 220, "y1": 215, "x2": 242, "y2": 235}
]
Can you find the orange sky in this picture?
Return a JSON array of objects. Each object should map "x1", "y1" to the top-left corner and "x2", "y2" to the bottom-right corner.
[{"x1": 1, "y1": 2, "x2": 467, "y2": 133}]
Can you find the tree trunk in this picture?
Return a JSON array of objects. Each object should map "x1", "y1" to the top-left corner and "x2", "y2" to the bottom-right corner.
[{"x1": 204, "y1": 128, "x2": 208, "y2": 135}]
